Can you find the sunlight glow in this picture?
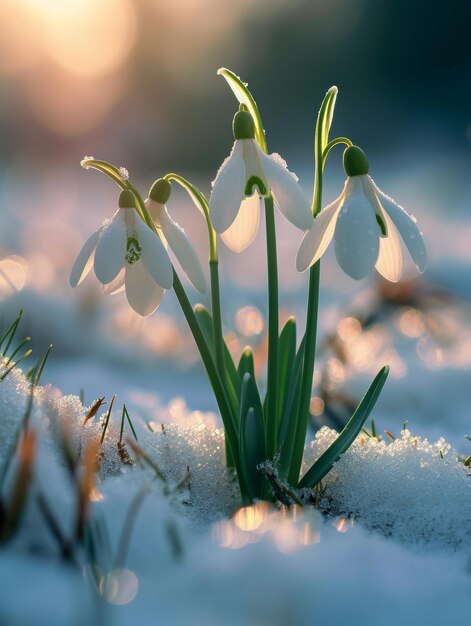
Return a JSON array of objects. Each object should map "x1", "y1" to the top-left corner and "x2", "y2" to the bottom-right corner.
[
  {"x1": 213, "y1": 502, "x2": 321, "y2": 553},
  {"x1": 235, "y1": 306, "x2": 264, "y2": 337},
  {"x1": 15, "y1": 0, "x2": 137, "y2": 78}
]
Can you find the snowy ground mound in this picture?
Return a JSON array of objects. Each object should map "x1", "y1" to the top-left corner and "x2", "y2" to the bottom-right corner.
[
  {"x1": 304, "y1": 427, "x2": 471, "y2": 549},
  {"x1": 1, "y1": 362, "x2": 471, "y2": 624}
]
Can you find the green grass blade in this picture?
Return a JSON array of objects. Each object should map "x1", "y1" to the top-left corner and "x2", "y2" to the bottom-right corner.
[
  {"x1": 33, "y1": 344, "x2": 53, "y2": 386},
  {"x1": 0, "y1": 310, "x2": 23, "y2": 356},
  {"x1": 298, "y1": 366, "x2": 389, "y2": 489}
]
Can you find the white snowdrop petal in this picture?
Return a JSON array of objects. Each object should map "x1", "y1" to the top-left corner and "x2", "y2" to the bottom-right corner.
[
  {"x1": 295, "y1": 193, "x2": 344, "y2": 272},
  {"x1": 334, "y1": 177, "x2": 380, "y2": 280},
  {"x1": 258, "y1": 148, "x2": 312, "y2": 231},
  {"x1": 102, "y1": 268, "x2": 125, "y2": 295},
  {"x1": 70, "y1": 228, "x2": 100, "y2": 287},
  {"x1": 125, "y1": 262, "x2": 165, "y2": 316},
  {"x1": 209, "y1": 141, "x2": 246, "y2": 233},
  {"x1": 221, "y1": 194, "x2": 261, "y2": 253},
  {"x1": 144, "y1": 198, "x2": 165, "y2": 226},
  {"x1": 361, "y1": 177, "x2": 404, "y2": 282},
  {"x1": 159, "y1": 210, "x2": 206, "y2": 292},
  {"x1": 94, "y1": 213, "x2": 126, "y2": 284},
  {"x1": 375, "y1": 211, "x2": 404, "y2": 282},
  {"x1": 372, "y1": 179, "x2": 427, "y2": 273},
  {"x1": 136, "y1": 219, "x2": 173, "y2": 289}
]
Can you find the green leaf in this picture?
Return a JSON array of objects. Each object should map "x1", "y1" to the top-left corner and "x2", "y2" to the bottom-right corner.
[
  {"x1": 217, "y1": 68, "x2": 267, "y2": 152},
  {"x1": 298, "y1": 365, "x2": 390, "y2": 489},
  {"x1": 276, "y1": 317, "x2": 297, "y2": 429},
  {"x1": 240, "y1": 407, "x2": 266, "y2": 503},
  {"x1": 194, "y1": 303, "x2": 240, "y2": 476},
  {"x1": 320, "y1": 87, "x2": 338, "y2": 151},
  {"x1": 276, "y1": 337, "x2": 306, "y2": 481},
  {"x1": 237, "y1": 347, "x2": 255, "y2": 382},
  {"x1": 239, "y1": 374, "x2": 265, "y2": 501},
  {"x1": 194, "y1": 304, "x2": 240, "y2": 403}
]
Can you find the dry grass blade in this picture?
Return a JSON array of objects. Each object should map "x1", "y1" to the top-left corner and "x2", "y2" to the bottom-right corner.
[
  {"x1": 1, "y1": 428, "x2": 36, "y2": 542},
  {"x1": 84, "y1": 396, "x2": 106, "y2": 425}
]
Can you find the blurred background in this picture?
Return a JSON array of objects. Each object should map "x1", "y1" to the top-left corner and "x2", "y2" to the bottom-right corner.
[{"x1": 0, "y1": 0, "x2": 470, "y2": 447}]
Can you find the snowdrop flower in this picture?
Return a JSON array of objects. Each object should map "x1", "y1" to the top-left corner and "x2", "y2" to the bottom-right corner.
[
  {"x1": 70, "y1": 189, "x2": 173, "y2": 316},
  {"x1": 296, "y1": 146, "x2": 427, "y2": 282},
  {"x1": 209, "y1": 111, "x2": 312, "y2": 252},
  {"x1": 144, "y1": 178, "x2": 206, "y2": 293}
]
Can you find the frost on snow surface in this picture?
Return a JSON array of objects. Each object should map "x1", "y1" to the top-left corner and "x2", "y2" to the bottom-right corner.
[
  {"x1": 1, "y1": 361, "x2": 471, "y2": 625},
  {"x1": 303, "y1": 426, "x2": 471, "y2": 549}
]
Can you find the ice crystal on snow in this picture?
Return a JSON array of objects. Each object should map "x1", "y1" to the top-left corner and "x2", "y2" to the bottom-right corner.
[{"x1": 141, "y1": 423, "x2": 240, "y2": 525}]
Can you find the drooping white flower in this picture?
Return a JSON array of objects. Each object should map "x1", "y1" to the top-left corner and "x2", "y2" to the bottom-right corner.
[
  {"x1": 209, "y1": 111, "x2": 312, "y2": 252},
  {"x1": 144, "y1": 178, "x2": 206, "y2": 294},
  {"x1": 296, "y1": 146, "x2": 427, "y2": 282},
  {"x1": 70, "y1": 189, "x2": 173, "y2": 316}
]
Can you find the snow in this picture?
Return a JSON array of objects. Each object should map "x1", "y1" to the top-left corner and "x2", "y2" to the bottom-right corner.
[{"x1": 1, "y1": 362, "x2": 470, "y2": 623}]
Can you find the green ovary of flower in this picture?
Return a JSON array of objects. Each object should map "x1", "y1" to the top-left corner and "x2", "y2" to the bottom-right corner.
[
  {"x1": 245, "y1": 175, "x2": 267, "y2": 196},
  {"x1": 125, "y1": 236, "x2": 142, "y2": 264}
]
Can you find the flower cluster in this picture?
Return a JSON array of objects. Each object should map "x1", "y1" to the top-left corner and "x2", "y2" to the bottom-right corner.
[
  {"x1": 69, "y1": 71, "x2": 427, "y2": 505},
  {"x1": 71, "y1": 110, "x2": 426, "y2": 316}
]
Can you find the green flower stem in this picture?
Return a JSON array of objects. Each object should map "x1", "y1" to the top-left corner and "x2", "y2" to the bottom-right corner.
[
  {"x1": 322, "y1": 137, "x2": 353, "y2": 164},
  {"x1": 264, "y1": 195, "x2": 279, "y2": 459},
  {"x1": 209, "y1": 260, "x2": 226, "y2": 381},
  {"x1": 163, "y1": 173, "x2": 218, "y2": 263},
  {"x1": 290, "y1": 88, "x2": 338, "y2": 485},
  {"x1": 171, "y1": 270, "x2": 240, "y2": 472},
  {"x1": 163, "y1": 173, "x2": 226, "y2": 394}
]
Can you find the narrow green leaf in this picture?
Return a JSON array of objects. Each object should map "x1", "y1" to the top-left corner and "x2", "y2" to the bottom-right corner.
[
  {"x1": 240, "y1": 372, "x2": 263, "y2": 420},
  {"x1": 320, "y1": 87, "x2": 338, "y2": 151},
  {"x1": 277, "y1": 337, "x2": 306, "y2": 480},
  {"x1": 298, "y1": 366, "x2": 389, "y2": 489},
  {"x1": 237, "y1": 347, "x2": 255, "y2": 382},
  {"x1": 239, "y1": 373, "x2": 265, "y2": 502},
  {"x1": 217, "y1": 68, "x2": 267, "y2": 152},
  {"x1": 239, "y1": 407, "x2": 265, "y2": 503},
  {"x1": 276, "y1": 317, "x2": 296, "y2": 429},
  {"x1": 194, "y1": 304, "x2": 240, "y2": 402}
]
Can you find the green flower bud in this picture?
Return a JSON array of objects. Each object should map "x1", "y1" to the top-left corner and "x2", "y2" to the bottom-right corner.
[
  {"x1": 149, "y1": 178, "x2": 172, "y2": 204},
  {"x1": 119, "y1": 189, "x2": 136, "y2": 208},
  {"x1": 233, "y1": 111, "x2": 255, "y2": 140},
  {"x1": 343, "y1": 146, "x2": 369, "y2": 177}
]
